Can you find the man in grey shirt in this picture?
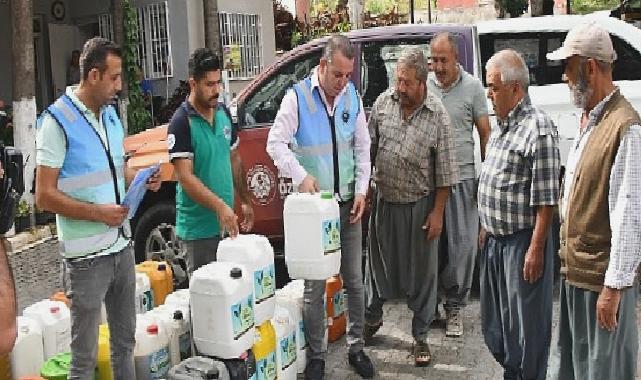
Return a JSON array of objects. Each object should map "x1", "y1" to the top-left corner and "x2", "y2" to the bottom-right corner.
[{"x1": 427, "y1": 32, "x2": 490, "y2": 337}]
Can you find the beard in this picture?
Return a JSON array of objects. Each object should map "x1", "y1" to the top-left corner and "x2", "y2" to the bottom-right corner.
[{"x1": 569, "y1": 66, "x2": 593, "y2": 110}]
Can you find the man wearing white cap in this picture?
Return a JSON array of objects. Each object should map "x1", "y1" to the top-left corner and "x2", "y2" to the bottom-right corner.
[{"x1": 547, "y1": 20, "x2": 641, "y2": 380}]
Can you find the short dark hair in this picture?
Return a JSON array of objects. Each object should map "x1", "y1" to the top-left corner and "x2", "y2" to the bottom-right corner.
[
  {"x1": 322, "y1": 34, "x2": 355, "y2": 62},
  {"x1": 80, "y1": 37, "x2": 121, "y2": 81},
  {"x1": 189, "y1": 48, "x2": 221, "y2": 81}
]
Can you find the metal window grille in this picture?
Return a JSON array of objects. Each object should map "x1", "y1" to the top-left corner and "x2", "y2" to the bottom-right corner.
[
  {"x1": 98, "y1": 14, "x2": 113, "y2": 42},
  {"x1": 136, "y1": 1, "x2": 173, "y2": 79},
  {"x1": 219, "y1": 12, "x2": 263, "y2": 80}
]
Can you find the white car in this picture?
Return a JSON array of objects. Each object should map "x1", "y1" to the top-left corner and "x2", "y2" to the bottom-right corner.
[{"x1": 477, "y1": 13, "x2": 641, "y2": 166}]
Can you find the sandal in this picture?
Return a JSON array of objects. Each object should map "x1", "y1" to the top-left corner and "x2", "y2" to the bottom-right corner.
[{"x1": 413, "y1": 340, "x2": 431, "y2": 367}]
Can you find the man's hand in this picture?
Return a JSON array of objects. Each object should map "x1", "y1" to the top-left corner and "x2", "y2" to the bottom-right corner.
[
  {"x1": 298, "y1": 175, "x2": 319, "y2": 194},
  {"x1": 597, "y1": 286, "x2": 621, "y2": 331},
  {"x1": 240, "y1": 203, "x2": 254, "y2": 232},
  {"x1": 217, "y1": 203, "x2": 239, "y2": 238},
  {"x1": 422, "y1": 211, "x2": 443, "y2": 240},
  {"x1": 349, "y1": 194, "x2": 366, "y2": 224},
  {"x1": 478, "y1": 226, "x2": 487, "y2": 248},
  {"x1": 145, "y1": 170, "x2": 161, "y2": 192},
  {"x1": 96, "y1": 204, "x2": 129, "y2": 227},
  {"x1": 523, "y1": 244, "x2": 544, "y2": 284}
]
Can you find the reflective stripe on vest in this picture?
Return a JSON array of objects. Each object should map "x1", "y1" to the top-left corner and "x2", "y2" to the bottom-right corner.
[
  {"x1": 293, "y1": 78, "x2": 359, "y2": 201},
  {"x1": 39, "y1": 95, "x2": 129, "y2": 258},
  {"x1": 57, "y1": 165, "x2": 125, "y2": 192},
  {"x1": 61, "y1": 228, "x2": 120, "y2": 255}
]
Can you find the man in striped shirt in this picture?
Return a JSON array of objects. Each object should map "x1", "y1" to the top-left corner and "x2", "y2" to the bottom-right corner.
[{"x1": 478, "y1": 49, "x2": 560, "y2": 380}]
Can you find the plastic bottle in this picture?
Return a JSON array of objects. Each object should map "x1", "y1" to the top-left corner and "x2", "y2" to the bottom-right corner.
[
  {"x1": 136, "y1": 272, "x2": 154, "y2": 314},
  {"x1": 134, "y1": 323, "x2": 171, "y2": 379},
  {"x1": 10, "y1": 316, "x2": 45, "y2": 379},
  {"x1": 326, "y1": 276, "x2": 347, "y2": 342},
  {"x1": 136, "y1": 261, "x2": 174, "y2": 306},
  {"x1": 49, "y1": 292, "x2": 70, "y2": 308},
  {"x1": 283, "y1": 192, "x2": 342, "y2": 280},
  {"x1": 190, "y1": 263, "x2": 255, "y2": 359},
  {"x1": 97, "y1": 324, "x2": 112, "y2": 380},
  {"x1": 271, "y1": 307, "x2": 297, "y2": 380},
  {"x1": 164, "y1": 289, "x2": 190, "y2": 310},
  {"x1": 167, "y1": 310, "x2": 192, "y2": 366},
  {"x1": 274, "y1": 288, "x2": 306, "y2": 373},
  {"x1": 252, "y1": 321, "x2": 277, "y2": 380},
  {"x1": 23, "y1": 300, "x2": 71, "y2": 360},
  {"x1": 217, "y1": 234, "x2": 276, "y2": 325},
  {"x1": 0, "y1": 354, "x2": 10, "y2": 380},
  {"x1": 167, "y1": 356, "x2": 230, "y2": 380}
]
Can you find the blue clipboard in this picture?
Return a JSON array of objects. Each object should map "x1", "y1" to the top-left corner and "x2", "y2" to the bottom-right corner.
[{"x1": 122, "y1": 164, "x2": 160, "y2": 219}]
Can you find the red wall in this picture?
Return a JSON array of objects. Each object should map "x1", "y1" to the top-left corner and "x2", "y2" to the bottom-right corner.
[{"x1": 437, "y1": 0, "x2": 478, "y2": 10}]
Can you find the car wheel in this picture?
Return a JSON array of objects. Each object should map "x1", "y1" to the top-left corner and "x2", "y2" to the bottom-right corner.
[{"x1": 133, "y1": 203, "x2": 188, "y2": 287}]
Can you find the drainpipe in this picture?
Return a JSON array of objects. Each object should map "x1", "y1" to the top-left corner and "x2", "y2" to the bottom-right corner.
[{"x1": 410, "y1": 0, "x2": 415, "y2": 23}]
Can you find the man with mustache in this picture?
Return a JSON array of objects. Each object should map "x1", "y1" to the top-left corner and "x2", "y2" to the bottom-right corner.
[
  {"x1": 478, "y1": 49, "x2": 560, "y2": 380},
  {"x1": 267, "y1": 34, "x2": 374, "y2": 380},
  {"x1": 364, "y1": 47, "x2": 459, "y2": 366},
  {"x1": 168, "y1": 48, "x2": 253, "y2": 274},
  {"x1": 547, "y1": 21, "x2": 641, "y2": 380},
  {"x1": 35, "y1": 38, "x2": 161, "y2": 379},
  {"x1": 427, "y1": 32, "x2": 490, "y2": 337}
]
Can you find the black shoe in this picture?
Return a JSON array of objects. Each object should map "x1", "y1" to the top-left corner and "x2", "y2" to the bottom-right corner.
[
  {"x1": 348, "y1": 350, "x2": 375, "y2": 378},
  {"x1": 363, "y1": 320, "x2": 383, "y2": 344},
  {"x1": 304, "y1": 358, "x2": 325, "y2": 380}
]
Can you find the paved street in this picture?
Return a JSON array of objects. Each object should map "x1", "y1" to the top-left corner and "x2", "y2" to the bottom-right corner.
[
  {"x1": 326, "y1": 298, "x2": 505, "y2": 379},
  {"x1": 8, "y1": 238, "x2": 641, "y2": 380}
]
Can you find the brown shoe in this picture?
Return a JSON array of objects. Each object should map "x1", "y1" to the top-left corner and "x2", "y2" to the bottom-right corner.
[
  {"x1": 413, "y1": 340, "x2": 431, "y2": 367},
  {"x1": 363, "y1": 320, "x2": 383, "y2": 345}
]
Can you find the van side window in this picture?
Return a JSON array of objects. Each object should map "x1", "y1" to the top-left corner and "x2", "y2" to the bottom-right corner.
[
  {"x1": 481, "y1": 32, "x2": 569, "y2": 85},
  {"x1": 240, "y1": 51, "x2": 321, "y2": 127},
  {"x1": 612, "y1": 35, "x2": 641, "y2": 81},
  {"x1": 361, "y1": 39, "x2": 432, "y2": 108},
  {"x1": 480, "y1": 31, "x2": 641, "y2": 85}
]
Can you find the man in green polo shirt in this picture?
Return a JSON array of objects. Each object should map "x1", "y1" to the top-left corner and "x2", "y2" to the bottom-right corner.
[{"x1": 168, "y1": 48, "x2": 253, "y2": 274}]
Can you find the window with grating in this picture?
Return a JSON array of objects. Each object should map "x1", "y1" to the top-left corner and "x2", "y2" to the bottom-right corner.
[
  {"x1": 136, "y1": 1, "x2": 173, "y2": 79},
  {"x1": 98, "y1": 14, "x2": 114, "y2": 42},
  {"x1": 219, "y1": 12, "x2": 263, "y2": 80},
  {"x1": 98, "y1": 2, "x2": 173, "y2": 80}
]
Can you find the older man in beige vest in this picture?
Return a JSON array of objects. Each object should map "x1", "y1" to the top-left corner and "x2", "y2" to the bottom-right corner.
[{"x1": 547, "y1": 21, "x2": 641, "y2": 380}]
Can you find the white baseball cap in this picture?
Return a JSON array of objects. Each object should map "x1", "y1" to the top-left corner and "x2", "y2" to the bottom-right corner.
[{"x1": 546, "y1": 20, "x2": 617, "y2": 63}]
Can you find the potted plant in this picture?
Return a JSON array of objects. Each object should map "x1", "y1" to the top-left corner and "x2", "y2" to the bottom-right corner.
[{"x1": 14, "y1": 200, "x2": 31, "y2": 233}]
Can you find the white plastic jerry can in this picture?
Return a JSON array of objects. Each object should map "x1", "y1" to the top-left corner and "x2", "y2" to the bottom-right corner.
[
  {"x1": 271, "y1": 307, "x2": 297, "y2": 380},
  {"x1": 134, "y1": 322, "x2": 171, "y2": 379},
  {"x1": 10, "y1": 316, "x2": 45, "y2": 379},
  {"x1": 283, "y1": 192, "x2": 342, "y2": 280},
  {"x1": 217, "y1": 234, "x2": 277, "y2": 325},
  {"x1": 190, "y1": 262, "x2": 255, "y2": 359},
  {"x1": 22, "y1": 299, "x2": 71, "y2": 360}
]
